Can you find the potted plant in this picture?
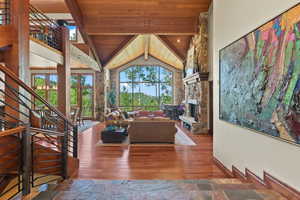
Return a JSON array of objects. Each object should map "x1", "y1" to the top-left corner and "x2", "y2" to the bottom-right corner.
[{"x1": 107, "y1": 89, "x2": 116, "y2": 108}]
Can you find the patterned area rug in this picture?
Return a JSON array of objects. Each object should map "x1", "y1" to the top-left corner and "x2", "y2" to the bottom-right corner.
[
  {"x1": 53, "y1": 179, "x2": 286, "y2": 200},
  {"x1": 96, "y1": 126, "x2": 196, "y2": 146}
]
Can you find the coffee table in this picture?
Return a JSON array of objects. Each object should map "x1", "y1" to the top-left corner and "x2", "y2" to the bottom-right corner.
[{"x1": 101, "y1": 126, "x2": 127, "y2": 143}]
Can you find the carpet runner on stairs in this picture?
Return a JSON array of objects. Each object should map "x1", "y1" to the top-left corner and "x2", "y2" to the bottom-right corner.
[{"x1": 33, "y1": 179, "x2": 287, "y2": 200}]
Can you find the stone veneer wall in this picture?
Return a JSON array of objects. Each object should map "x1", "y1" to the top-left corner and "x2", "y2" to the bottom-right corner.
[
  {"x1": 183, "y1": 12, "x2": 209, "y2": 133},
  {"x1": 109, "y1": 55, "x2": 184, "y2": 108},
  {"x1": 95, "y1": 70, "x2": 105, "y2": 121}
]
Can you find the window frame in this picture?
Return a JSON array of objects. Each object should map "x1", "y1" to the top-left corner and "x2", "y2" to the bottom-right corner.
[
  {"x1": 118, "y1": 65, "x2": 174, "y2": 111},
  {"x1": 67, "y1": 25, "x2": 78, "y2": 42},
  {"x1": 31, "y1": 73, "x2": 58, "y2": 108},
  {"x1": 71, "y1": 73, "x2": 95, "y2": 119}
]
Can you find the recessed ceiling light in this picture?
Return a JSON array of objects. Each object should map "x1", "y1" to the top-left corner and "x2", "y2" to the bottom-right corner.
[{"x1": 177, "y1": 39, "x2": 181, "y2": 43}]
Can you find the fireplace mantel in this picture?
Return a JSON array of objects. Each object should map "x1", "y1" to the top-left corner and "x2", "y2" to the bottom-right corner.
[
  {"x1": 183, "y1": 99, "x2": 198, "y2": 105},
  {"x1": 183, "y1": 72, "x2": 209, "y2": 84}
]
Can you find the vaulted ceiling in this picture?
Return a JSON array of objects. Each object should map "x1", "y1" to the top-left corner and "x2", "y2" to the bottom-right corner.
[
  {"x1": 31, "y1": 0, "x2": 212, "y2": 69},
  {"x1": 91, "y1": 35, "x2": 136, "y2": 66},
  {"x1": 105, "y1": 35, "x2": 184, "y2": 70}
]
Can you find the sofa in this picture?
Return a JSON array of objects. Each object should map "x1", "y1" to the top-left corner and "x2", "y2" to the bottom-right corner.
[{"x1": 128, "y1": 118, "x2": 177, "y2": 144}]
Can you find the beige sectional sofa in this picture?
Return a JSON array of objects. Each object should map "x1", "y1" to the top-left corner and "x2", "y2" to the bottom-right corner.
[{"x1": 128, "y1": 118, "x2": 177, "y2": 144}]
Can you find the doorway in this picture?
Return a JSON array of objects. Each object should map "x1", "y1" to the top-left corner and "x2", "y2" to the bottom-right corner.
[{"x1": 71, "y1": 73, "x2": 94, "y2": 119}]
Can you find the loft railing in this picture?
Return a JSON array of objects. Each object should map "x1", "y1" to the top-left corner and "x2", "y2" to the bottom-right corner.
[
  {"x1": 0, "y1": 64, "x2": 78, "y2": 198},
  {"x1": 0, "y1": 0, "x2": 10, "y2": 25},
  {"x1": 29, "y1": 5, "x2": 62, "y2": 51}
]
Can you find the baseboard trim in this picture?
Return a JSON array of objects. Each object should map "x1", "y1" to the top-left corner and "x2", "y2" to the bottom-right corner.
[
  {"x1": 232, "y1": 166, "x2": 248, "y2": 182},
  {"x1": 213, "y1": 157, "x2": 300, "y2": 199},
  {"x1": 212, "y1": 157, "x2": 233, "y2": 178}
]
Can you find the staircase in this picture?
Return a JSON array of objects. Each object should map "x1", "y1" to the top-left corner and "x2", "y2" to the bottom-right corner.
[{"x1": 0, "y1": 64, "x2": 78, "y2": 200}]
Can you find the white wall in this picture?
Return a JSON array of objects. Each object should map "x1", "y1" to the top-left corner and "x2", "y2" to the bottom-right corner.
[
  {"x1": 212, "y1": 0, "x2": 300, "y2": 190},
  {"x1": 30, "y1": 40, "x2": 63, "y2": 67}
]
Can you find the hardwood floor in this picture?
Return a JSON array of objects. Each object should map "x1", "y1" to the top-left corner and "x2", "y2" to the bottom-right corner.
[{"x1": 74, "y1": 122, "x2": 229, "y2": 180}]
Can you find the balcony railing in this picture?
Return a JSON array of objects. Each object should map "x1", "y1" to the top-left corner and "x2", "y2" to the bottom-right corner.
[
  {"x1": 0, "y1": 0, "x2": 10, "y2": 25},
  {"x1": 29, "y1": 5, "x2": 62, "y2": 51}
]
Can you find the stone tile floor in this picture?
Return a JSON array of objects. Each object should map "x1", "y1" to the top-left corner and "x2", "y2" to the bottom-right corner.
[{"x1": 51, "y1": 179, "x2": 286, "y2": 200}]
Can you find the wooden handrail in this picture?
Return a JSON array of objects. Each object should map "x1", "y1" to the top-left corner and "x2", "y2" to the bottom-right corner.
[
  {"x1": 0, "y1": 64, "x2": 74, "y2": 126},
  {"x1": 0, "y1": 126, "x2": 26, "y2": 137}
]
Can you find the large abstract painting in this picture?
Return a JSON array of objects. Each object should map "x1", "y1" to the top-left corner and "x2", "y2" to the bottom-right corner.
[{"x1": 219, "y1": 4, "x2": 300, "y2": 145}]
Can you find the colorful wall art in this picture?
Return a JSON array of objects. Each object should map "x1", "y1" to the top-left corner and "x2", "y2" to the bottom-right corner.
[{"x1": 219, "y1": 4, "x2": 300, "y2": 145}]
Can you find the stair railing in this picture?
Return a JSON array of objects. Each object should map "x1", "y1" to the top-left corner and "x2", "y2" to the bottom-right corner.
[{"x1": 0, "y1": 64, "x2": 78, "y2": 197}]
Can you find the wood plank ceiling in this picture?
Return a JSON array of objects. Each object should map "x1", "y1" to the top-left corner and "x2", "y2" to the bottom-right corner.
[
  {"x1": 30, "y1": 0, "x2": 69, "y2": 13},
  {"x1": 32, "y1": 0, "x2": 212, "y2": 69},
  {"x1": 76, "y1": 0, "x2": 211, "y2": 35}
]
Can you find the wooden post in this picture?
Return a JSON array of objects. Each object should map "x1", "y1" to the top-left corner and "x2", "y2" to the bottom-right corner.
[
  {"x1": 73, "y1": 125, "x2": 78, "y2": 158},
  {"x1": 22, "y1": 126, "x2": 31, "y2": 195},
  {"x1": 57, "y1": 26, "x2": 71, "y2": 119},
  {"x1": 3, "y1": 0, "x2": 30, "y2": 122},
  {"x1": 95, "y1": 71, "x2": 105, "y2": 121}
]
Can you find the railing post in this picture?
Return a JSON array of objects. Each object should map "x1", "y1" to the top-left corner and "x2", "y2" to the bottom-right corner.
[
  {"x1": 73, "y1": 125, "x2": 78, "y2": 158},
  {"x1": 61, "y1": 120, "x2": 68, "y2": 179},
  {"x1": 22, "y1": 125, "x2": 31, "y2": 195}
]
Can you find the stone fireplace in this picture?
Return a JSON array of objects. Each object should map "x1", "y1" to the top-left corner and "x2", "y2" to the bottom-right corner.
[
  {"x1": 179, "y1": 72, "x2": 209, "y2": 134},
  {"x1": 179, "y1": 12, "x2": 209, "y2": 134},
  {"x1": 189, "y1": 103, "x2": 197, "y2": 119}
]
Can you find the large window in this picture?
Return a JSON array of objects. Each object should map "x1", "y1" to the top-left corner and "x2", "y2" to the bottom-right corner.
[
  {"x1": 119, "y1": 66, "x2": 173, "y2": 111},
  {"x1": 32, "y1": 74, "x2": 58, "y2": 108}
]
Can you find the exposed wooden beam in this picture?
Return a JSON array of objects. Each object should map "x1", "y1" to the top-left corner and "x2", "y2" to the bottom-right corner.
[
  {"x1": 104, "y1": 35, "x2": 139, "y2": 68},
  {"x1": 158, "y1": 35, "x2": 192, "y2": 60},
  {"x1": 106, "y1": 53, "x2": 144, "y2": 70},
  {"x1": 64, "y1": 0, "x2": 102, "y2": 70},
  {"x1": 148, "y1": 53, "x2": 181, "y2": 70},
  {"x1": 144, "y1": 35, "x2": 150, "y2": 60},
  {"x1": 85, "y1": 17, "x2": 198, "y2": 35},
  {"x1": 57, "y1": 27, "x2": 71, "y2": 119}
]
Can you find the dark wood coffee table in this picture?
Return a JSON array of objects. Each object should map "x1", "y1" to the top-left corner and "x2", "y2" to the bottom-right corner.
[{"x1": 101, "y1": 127, "x2": 127, "y2": 143}]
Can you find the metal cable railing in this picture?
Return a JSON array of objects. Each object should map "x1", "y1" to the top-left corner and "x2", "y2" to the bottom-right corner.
[
  {"x1": 0, "y1": 64, "x2": 78, "y2": 197},
  {"x1": 0, "y1": 0, "x2": 10, "y2": 25},
  {"x1": 29, "y1": 4, "x2": 62, "y2": 51}
]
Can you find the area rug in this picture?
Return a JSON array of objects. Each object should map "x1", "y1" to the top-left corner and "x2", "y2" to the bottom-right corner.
[
  {"x1": 96, "y1": 126, "x2": 196, "y2": 146},
  {"x1": 53, "y1": 179, "x2": 284, "y2": 200}
]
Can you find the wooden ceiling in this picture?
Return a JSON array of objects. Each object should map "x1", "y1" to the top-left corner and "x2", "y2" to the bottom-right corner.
[
  {"x1": 91, "y1": 35, "x2": 136, "y2": 66},
  {"x1": 76, "y1": 0, "x2": 211, "y2": 35},
  {"x1": 30, "y1": 0, "x2": 69, "y2": 13},
  {"x1": 158, "y1": 35, "x2": 192, "y2": 61},
  {"x1": 32, "y1": 0, "x2": 212, "y2": 69}
]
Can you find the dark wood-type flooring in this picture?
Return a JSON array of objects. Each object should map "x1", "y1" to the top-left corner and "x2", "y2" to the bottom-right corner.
[{"x1": 73, "y1": 122, "x2": 229, "y2": 180}]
